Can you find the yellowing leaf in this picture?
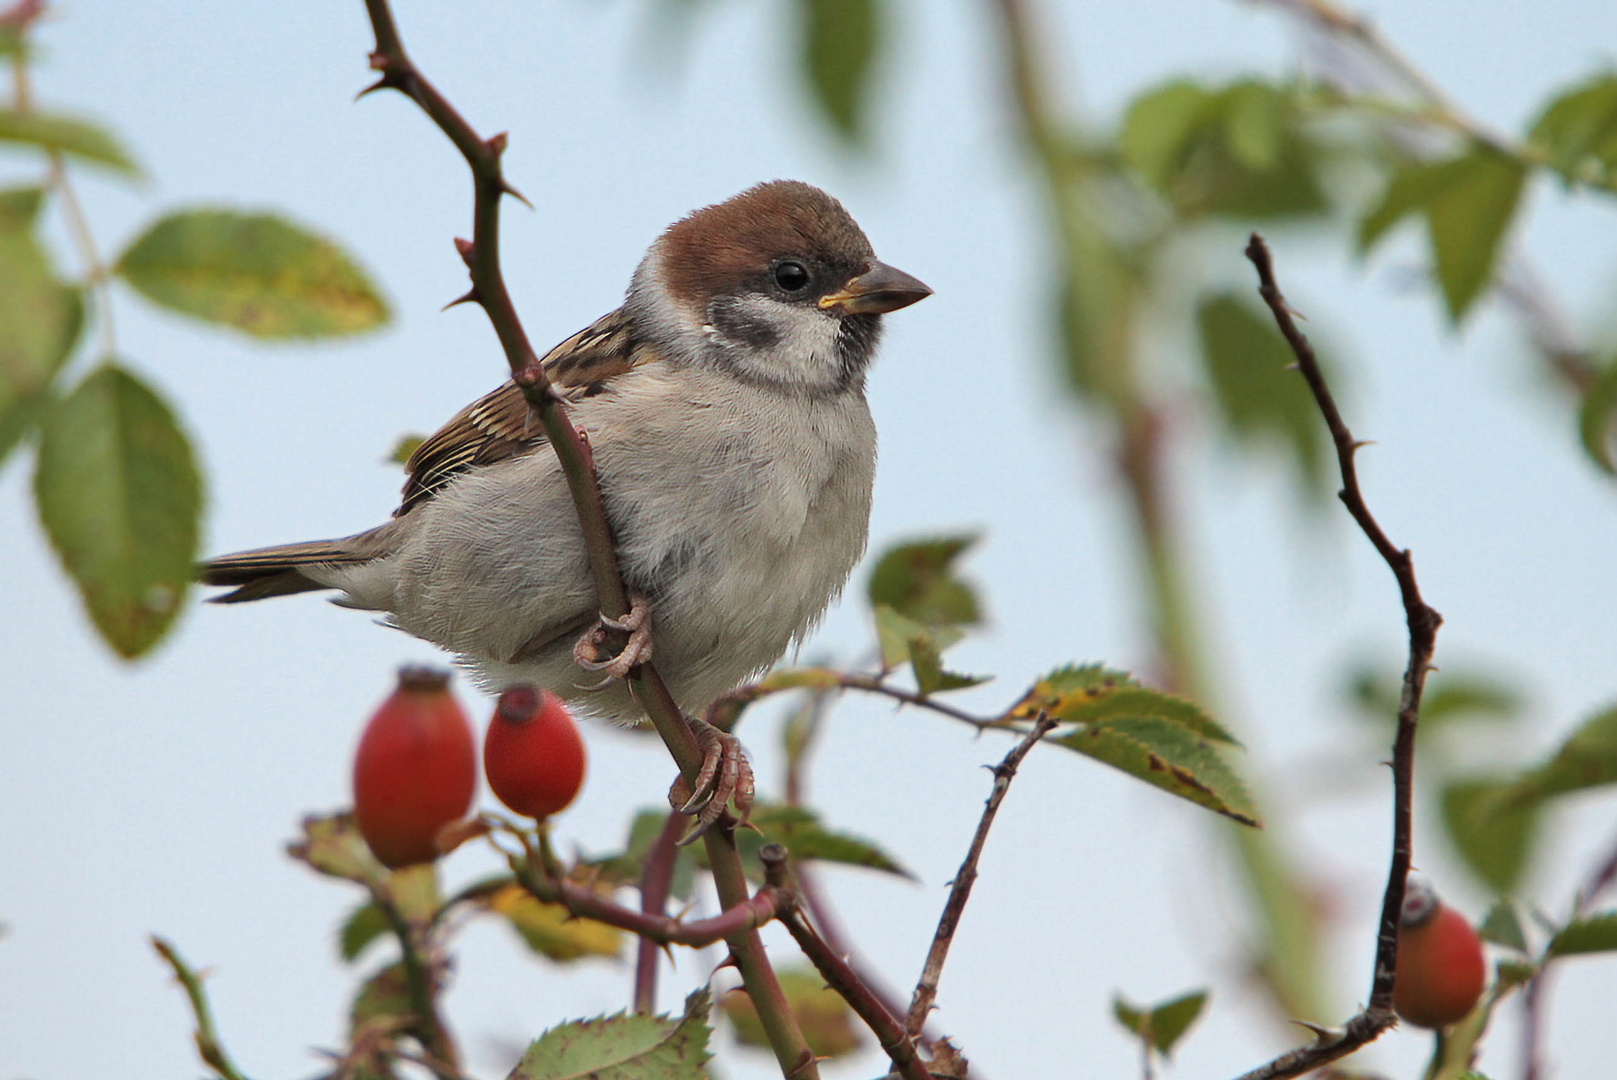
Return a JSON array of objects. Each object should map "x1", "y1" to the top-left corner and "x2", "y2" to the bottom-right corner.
[
  {"x1": 1057, "y1": 719, "x2": 1258, "y2": 826},
  {"x1": 116, "y1": 209, "x2": 390, "y2": 339},
  {"x1": 34, "y1": 365, "x2": 201, "y2": 658},
  {"x1": 489, "y1": 883, "x2": 623, "y2": 962}
]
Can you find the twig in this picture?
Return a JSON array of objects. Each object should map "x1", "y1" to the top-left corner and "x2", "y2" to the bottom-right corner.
[
  {"x1": 905, "y1": 711, "x2": 1060, "y2": 1035},
  {"x1": 151, "y1": 936, "x2": 254, "y2": 1080},
  {"x1": 373, "y1": 887, "x2": 460, "y2": 1078},
  {"x1": 1517, "y1": 817, "x2": 1617, "y2": 1080},
  {"x1": 503, "y1": 830, "x2": 783, "y2": 948},
  {"x1": 355, "y1": 5, "x2": 815, "y2": 1074},
  {"x1": 633, "y1": 809, "x2": 687, "y2": 1012},
  {"x1": 757, "y1": 847, "x2": 933, "y2": 1080},
  {"x1": 1233, "y1": 235, "x2": 1442, "y2": 1080}
]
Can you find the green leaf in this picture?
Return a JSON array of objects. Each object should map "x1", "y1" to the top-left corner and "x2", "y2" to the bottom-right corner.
[
  {"x1": 1479, "y1": 900, "x2": 1527, "y2": 952},
  {"x1": 338, "y1": 902, "x2": 391, "y2": 963},
  {"x1": 1121, "y1": 78, "x2": 1326, "y2": 220},
  {"x1": 1056, "y1": 718, "x2": 1259, "y2": 826},
  {"x1": 1359, "y1": 145, "x2": 1527, "y2": 320},
  {"x1": 709, "y1": 803, "x2": 912, "y2": 880},
  {"x1": 0, "y1": 109, "x2": 140, "y2": 175},
  {"x1": 1358, "y1": 158, "x2": 1460, "y2": 253},
  {"x1": 1504, "y1": 705, "x2": 1617, "y2": 804},
  {"x1": 115, "y1": 209, "x2": 390, "y2": 339},
  {"x1": 1223, "y1": 83, "x2": 1284, "y2": 171},
  {"x1": 721, "y1": 965, "x2": 862, "y2": 1059},
  {"x1": 1122, "y1": 81, "x2": 1213, "y2": 189},
  {"x1": 1425, "y1": 147, "x2": 1527, "y2": 323},
  {"x1": 1196, "y1": 293, "x2": 1330, "y2": 500},
  {"x1": 387, "y1": 432, "x2": 425, "y2": 467},
  {"x1": 34, "y1": 365, "x2": 201, "y2": 658},
  {"x1": 907, "y1": 632, "x2": 987, "y2": 696},
  {"x1": 1528, "y1": 73, "x2": 1617, "y2": 187},
  {"x1": 1546, "y1": 910, "x2": 1617, "y2": 957},
  {"x1": 0, "y1": 187, "x2": 84, "y2": 464},
  {"x1": 799, "y1": 0, "x2": 881, "y2": 142},
  {"x1": 1112, "y1": 990, "x2": 1208, "y2": 1057},
  {"x1": 511, "y1": 986, "x2": 712, "y2": 1080},
  {"x1": 488, "y1": 882, "x2": 624, "y2": 962},
  {"x1": 867, "y1": 535, "x2": 982, "y2": 628},
  {"x1": 1441, "y1": 777, "x2": 1539, "y2": 894},
  {"x1": 872, "y1": 603, "x2": 961, "y2": 675},
  {"x1": 349, "y1": 962, "x2": 412, "y2": 1036},
  {"x1": 1578, "y1": 359, "x2": 1617, "y2": 475}
]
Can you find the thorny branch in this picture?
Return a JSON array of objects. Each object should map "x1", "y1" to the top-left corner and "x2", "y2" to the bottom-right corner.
[
  {"x1": 355, "y1": 4, "x2": 815, "y2": 1075},
  {"x1": 1233, "y1": 235, "x2": 1443, "y2": 1080},
  {"x1": 906, "y1": 712, "x2": 1061, "y2": 1036},
  {"x1": 757, "y1": 847, "x2": 935, "y2": 1080}
]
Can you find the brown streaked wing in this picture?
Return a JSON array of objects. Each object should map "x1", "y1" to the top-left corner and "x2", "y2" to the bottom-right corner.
[{"x1": 396, "y1": 308, "x2": 653, "y2": 514}]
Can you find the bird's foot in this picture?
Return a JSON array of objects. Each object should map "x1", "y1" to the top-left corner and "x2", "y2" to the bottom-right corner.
[
  {"x1": 668, "y1": 717, "x2": 756, "y2": 844},
  {"x1": 572, "y1": 595, "x2": 653, "y2": 680}
]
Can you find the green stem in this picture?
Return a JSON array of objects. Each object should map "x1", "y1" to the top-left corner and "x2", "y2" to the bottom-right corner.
[{"x1": 150, "y1": 936, "x2": 253, "y2": 1080}]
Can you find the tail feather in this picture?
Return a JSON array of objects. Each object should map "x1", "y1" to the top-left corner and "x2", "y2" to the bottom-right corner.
[{"x1": 200, "y1": 538, "x2": 374, "y2": 604}]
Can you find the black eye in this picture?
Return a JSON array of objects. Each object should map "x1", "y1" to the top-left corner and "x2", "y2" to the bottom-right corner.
[{"x1": 773, "y1": 260, "x2": 810, "y2": 292}]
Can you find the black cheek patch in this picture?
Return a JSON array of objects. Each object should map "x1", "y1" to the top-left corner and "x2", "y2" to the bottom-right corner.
[{"x1": 707, "y1": 296, "x2": 782, "y2": 349}]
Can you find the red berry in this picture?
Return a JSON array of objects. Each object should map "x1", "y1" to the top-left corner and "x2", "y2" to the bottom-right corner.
[
  {"x1": 1394, "y1": 880, "x2": 1487, "y2": 1029},
  {"x1": 352, "y1": 667, "x2": 477, "y2": 869},
  {"x1": 483, "y1": 687, "x2": 587, "y2": 819}
]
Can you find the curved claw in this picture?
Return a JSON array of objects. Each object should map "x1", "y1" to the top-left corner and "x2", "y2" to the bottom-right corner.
[
  {"x1": 668, "y1": 718, "x2": 755, "y2": 845},
  {"x1": 571, "y1": 595, "x2": 653, "y2": 681}
]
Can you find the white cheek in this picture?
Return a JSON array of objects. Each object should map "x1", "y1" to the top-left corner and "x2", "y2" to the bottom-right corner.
[{"x1": 724, "y1": 296, "x2": 844, "y2": 389}]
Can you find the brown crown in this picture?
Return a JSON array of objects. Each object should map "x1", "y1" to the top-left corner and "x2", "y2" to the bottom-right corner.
[{"x1": 657, "y1": 181, "x2": 876, "y2": 307}]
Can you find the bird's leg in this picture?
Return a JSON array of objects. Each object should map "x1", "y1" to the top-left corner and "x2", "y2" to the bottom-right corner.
[
  {"x1": 572, "y1": 594, "x2": 653, "y2": 680},
  {"x1": 667, "y1": 717, "x2": 756, "y2": 844}
]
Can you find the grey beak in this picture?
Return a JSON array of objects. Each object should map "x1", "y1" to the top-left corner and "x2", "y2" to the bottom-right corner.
[{"x1": 817, "y1": 260, "x2": 933, "y2": 316}]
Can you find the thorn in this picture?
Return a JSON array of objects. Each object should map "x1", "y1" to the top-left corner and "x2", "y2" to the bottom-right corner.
[
  {"x1": 441, "y1": 289, "x2": 479, "y2": 311},
  {"x1": 487, "y1": 131, "x2": 509, "y2": 155},
  {"x1": 355, "y1": 78, "x2": 389, "y2": 101},
  {"x1": 714, "y1": 950, "x2": 741, "y2": 974},
  {"x1": 501, "y1": 179, "x2": 534, "y2": 209},
  {"x1": 1291, "y1": 1019, "x2": 1344, "y2": 1046},
  {"x1": 1350, "y1": 439, "x2": 1376, "y2": 452},
  {"x1": 453, "y1": 237, "x2": 475, "y2": 266}
]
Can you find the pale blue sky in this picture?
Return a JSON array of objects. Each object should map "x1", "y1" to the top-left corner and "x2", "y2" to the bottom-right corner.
[{"x1": 4, "y1": 2, "x2": 1617, "y2": 1079}]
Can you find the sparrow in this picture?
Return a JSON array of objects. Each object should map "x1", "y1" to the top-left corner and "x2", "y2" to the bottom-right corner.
[{"x1": 202, "y1": 180, "x2": 930, "y2": 752}]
